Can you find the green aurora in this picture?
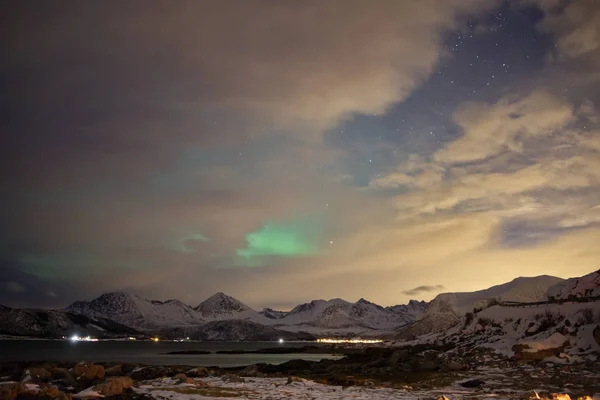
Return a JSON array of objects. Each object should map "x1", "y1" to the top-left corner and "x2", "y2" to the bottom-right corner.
[{"x1": 236, "y1": 219, "x2": 322, "y2": 265}]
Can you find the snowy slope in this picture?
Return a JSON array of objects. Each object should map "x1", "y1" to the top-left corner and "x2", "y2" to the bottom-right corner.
[
  {"x1": 395, "y1": 275, "x2": 564, "y2": 338},
  {"x1": 398, "y1": 299, "x2": 600, "y2": 363},
  {"x1": 66, "y1": 292, "x2": 203, "y2": 331},
  {"x1": 194, "y1": 293, "x2": 269, "y2": 324},
  {"x1": 547, "y1": 269, "x2": 600, "y2": 300}
]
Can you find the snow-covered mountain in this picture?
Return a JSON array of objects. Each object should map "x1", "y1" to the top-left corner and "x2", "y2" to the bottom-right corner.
[
  {"x1": 270, "y1": 298, "x2": 428, "y2": 335},
  {"x1": 66, "y1": 292, "x2": 204, "y2": 330},
  {"x1": 394, "y1": 295, "x2": 600, "y2": 363},
  {"x1": 395, "y1": 275, "x2": 564, "y2": 338},
  {"x1": 0, "y1": 305, "x2": 141, "y2": 338},
  {"x1": 195, "y1": 292, "x2": 269, "y2": 324},
  {"x1": 547, "y1": 269, "x2": 600, "y2": 300}
]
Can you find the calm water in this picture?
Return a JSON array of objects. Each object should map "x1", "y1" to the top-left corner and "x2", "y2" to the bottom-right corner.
[{"x1": 0, "y1": 340, "x2": 342, "y2": 367}]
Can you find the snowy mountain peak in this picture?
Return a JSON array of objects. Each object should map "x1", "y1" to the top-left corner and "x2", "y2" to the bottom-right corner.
[
  {"x1": 196, "y1": 293, "x2": 251, "y2": 313},
  {"x1": 195, "y1": 293, "x2": 267, "y2": 323}
]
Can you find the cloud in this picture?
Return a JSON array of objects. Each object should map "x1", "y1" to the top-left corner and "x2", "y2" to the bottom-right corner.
[
  {"x1": 402, "y1": 285, "x2": 445, "y2": 296},
  {"x1": 434, "y1": 91, "x2": 574, "y2": 164}
]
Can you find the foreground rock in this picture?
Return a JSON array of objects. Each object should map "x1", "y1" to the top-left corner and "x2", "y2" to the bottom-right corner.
[
  {"x1": 93, "y1": 376, "x2": 134, "y2": 396},
  {"x1": 74, "y1": 361, "x2": 105, "y2": 380}
]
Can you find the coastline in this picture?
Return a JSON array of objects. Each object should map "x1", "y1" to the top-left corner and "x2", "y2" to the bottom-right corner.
[{"x1": 1, "y1": 342, "x2": 599, "y2": 399}]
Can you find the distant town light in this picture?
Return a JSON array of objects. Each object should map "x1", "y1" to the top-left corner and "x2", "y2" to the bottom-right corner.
[
  {"x1": 69, "y1": 335, "x2": 98, "y2": 342},
  {"x1": 278, "y1": 338, "x2": 284, "y2": 344},
  {"x1": 316, "y1": 338, "x2": 382, "y2": 344},
  {"x1": 152, "y1": 337, "x2": 160, "y2": 342}
]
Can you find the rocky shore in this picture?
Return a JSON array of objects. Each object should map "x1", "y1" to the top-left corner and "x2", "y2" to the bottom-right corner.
[{"x1": 1, "y1": 343, "x2": 599, "y2": 399}]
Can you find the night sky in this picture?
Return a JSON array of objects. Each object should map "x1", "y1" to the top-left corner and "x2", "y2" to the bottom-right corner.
[{"x1": 1, "y1": 0, "x2": 599, "y2": 310}]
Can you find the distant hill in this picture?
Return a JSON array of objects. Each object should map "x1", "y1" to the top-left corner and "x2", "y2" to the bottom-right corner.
[{"x1": 0, "y1": 305, "x2": 141, "y2": 338}]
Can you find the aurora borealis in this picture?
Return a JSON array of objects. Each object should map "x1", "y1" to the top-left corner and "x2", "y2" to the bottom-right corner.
[
  {"x1": 1, "y1": 1, "x2": 600, "y2": 309},
  {"x1": 236, "y1": 220, "x2": 322, "y2": 265}
]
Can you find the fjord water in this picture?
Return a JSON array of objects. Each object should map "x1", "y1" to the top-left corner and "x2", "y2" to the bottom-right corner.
[{"x1": 0, "y1": 340, "x2": 341, "y2": 366}]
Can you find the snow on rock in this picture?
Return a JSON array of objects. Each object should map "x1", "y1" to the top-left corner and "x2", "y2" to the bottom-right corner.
[
  {"x1": 547, "y1": 270, "x2": 600, "y2": 300},
  {"x1": 518, "y1": 332, "x2": 568, "y2": 352}
]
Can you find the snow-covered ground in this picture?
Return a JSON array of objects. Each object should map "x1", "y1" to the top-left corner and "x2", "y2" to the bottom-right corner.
[{"x1": 130, "y1": 374, "x2": 600, "y2": 400}]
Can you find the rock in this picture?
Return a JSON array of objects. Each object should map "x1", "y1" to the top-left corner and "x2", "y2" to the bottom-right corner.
[
  {"x1": 446, "y1": 361, "x2": 466, "y2": 371},
  {"x1": 93, "y1": 376, "x2": 133, "y2": 396},
  {"x1": 593, "y1": 325, "x2": 600, "y2": 347},
  {"x1": 513, "y1": 333, "x2": 569, "y2": 361},
  {"x1": 221, "y1": 374, "x2": 245, "y2": 383},
  {"x1": 286, "y1": 376, "x2": 305, "y2": 384},
  {"x1": 239, "y1": 365, "x2": 260, "y2": 377},
  {"x1": 412, "y1": 358, "x2": 439, "y2": 372},
  {"x1": 0, "y1": 382, "x2": 25, "y2": 400},
  {"x1": 187, "y1": 367, "x2": 210, "y2": 377},
  {"x1": 173, "y1": 373, "x2": 193, "y2": 384},
  {"x1": 460, "y1": 379, "x2": 485, "y2": 388},
  {"x1": 131, "y1": 366, "x2": 173, "y2": 380},
  {"x1": 27, "y1": 367, "x2": 52, "y2": 381},
  {"x1": 50, "y1": 368, "x2": 71, "y2": 380},
  {"x1": 38, "y1": 386, "x2": 72, "y2": 400},
  {"x1": 104, "y1": 365, "x2": 123, "y2": 377},
  {"x1": 74, "y1": 362, "x2": 105, "y2": 380}
]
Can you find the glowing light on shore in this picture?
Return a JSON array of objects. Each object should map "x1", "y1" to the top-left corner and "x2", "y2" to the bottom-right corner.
[
  {"x1": 151, "y1": 337, "x2": 160, "y2": 342},
  {"x1": 279, "y1": 338, "x2": 284, "y2": 344},
  {"x1": 316, "y1": 338, "x2": 382, "y2": 344},
  {"x1": 70, "y1": 335, "x2": 98, "y2": 342}
]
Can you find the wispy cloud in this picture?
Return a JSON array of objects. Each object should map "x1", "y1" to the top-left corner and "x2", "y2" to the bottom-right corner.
[{"x1": 402, "y1": 285, "x2": 445, "y2": 296}]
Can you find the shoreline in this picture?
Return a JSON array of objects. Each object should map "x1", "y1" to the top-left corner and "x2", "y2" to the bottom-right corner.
[{"x1": 1, "y1": 342, "x2": 599, "y2": 399}]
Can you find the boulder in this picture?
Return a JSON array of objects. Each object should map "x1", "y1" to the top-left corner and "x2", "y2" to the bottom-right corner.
[
  {"x1": 286, "y1": 376, "x2": 305, "y2": 384},
  {"x1": 460, "y1": 379, "x2": 485, "y2": 388},
  {"x1": 412, "y1": 358, "x2": 440, "y2": 372},
  {"x1": 50, "y1": 367, "x2": 71, "y2": 380},
  {"x1": 593, "y1": 325, "x2": 600, "y2": 347},
  {"x1": 187, "y1": 367, "x2": 210, "y2": 377},
  {"x1": 221, "y1": 374, "x2": 245, "y2": 383},
  {"x1": 173, "y1": 373, "x2": 193, "y2": 384},
  {"x1": 131, "y1": 366, "x2": 173, "y2": 380},
  {"x1": 104, "y1": 364, "x2": 123, "y2": 377},
  {"x1": 0, "y1": 382, "x2": 25, "y2": 400},
  {"x1": 26, "y1": 367, "x2": 52, "y2": 381},
  {"x1": 74, "y1": 362, "x2": 105, "y2": 380},
  {"x1": 239, "y1": 365, "x2": 261, "y2": 377},
  {"x1": 38, "y1": 386, "x2": 72, "y2": 400},
  {"x1": 513, "y1": 333, "x2": 569, "y2": 361},
  {"x1": 446, "y1": 361, "x2": 466, "y2": 371},
  {"x1": 93, "y1": 376, "x2": 133, "y2": 396}
]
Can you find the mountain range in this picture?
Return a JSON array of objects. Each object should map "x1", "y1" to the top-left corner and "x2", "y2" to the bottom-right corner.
[
  {"x1": 63, "y1": 292, "x2": 429, "y2": 339},
  {"x1": 2, "y1": 269, "x2": 599, "y2": 341}
]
